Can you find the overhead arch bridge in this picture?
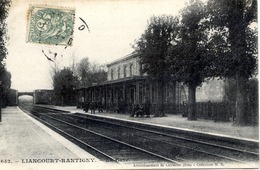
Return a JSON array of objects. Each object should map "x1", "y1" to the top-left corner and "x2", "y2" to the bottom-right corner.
[{"x1": 18, "y1": 92, "x2": 34, "y2": 97}]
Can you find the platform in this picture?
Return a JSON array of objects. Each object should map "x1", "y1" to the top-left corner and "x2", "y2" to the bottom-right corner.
[
  {"x1": 0, "y1": 107, "x2": 110, "y2": 170},
  {"x1": 51, "y1": 106, "x2": 259, "y2": 141}
]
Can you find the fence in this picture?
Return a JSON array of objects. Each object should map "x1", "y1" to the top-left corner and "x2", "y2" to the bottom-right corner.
[
  {"x1": 150, "y1": 101, "x2": 258, "y2": 124},
  {"x1": 80, "y1": 100, "x2": 258, "y2": 124}
]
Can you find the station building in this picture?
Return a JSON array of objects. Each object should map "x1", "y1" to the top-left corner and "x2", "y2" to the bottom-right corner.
[{"x1": 77, "y1": 52, "x2": 226, "y2": 118}]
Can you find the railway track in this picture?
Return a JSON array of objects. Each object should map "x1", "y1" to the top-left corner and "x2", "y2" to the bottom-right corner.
[
  {"x1": 20, "y1": 105, "x2": 259, "y2": 166},
  {"x1": 19, "y1": 105, "x2": 181, "y2": 165},
  {"x1": 72, "y1": 113, "x2": 259, "y2": 163}
]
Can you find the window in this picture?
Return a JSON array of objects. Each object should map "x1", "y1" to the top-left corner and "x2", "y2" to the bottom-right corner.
[
  {"x1": 111, "y1": 69, "x2": 114, "y2": 80},
  {"x1": 118, "y1": 67, "x2": 121, "y2": 79},
  {"x1": 139, "y1": 61, "x2": 143, "y2": 75},
  {"x1": 123, "y1": 65, "x2": 127, "y2": 78},
  {"x1": 129, "y1": 63, "x2": 133, "y2": 76}
]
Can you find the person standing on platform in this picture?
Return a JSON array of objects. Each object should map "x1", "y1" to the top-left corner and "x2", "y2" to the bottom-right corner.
[
  {"x1": 90, "y1": 101, "x2": 96, "y2": 114},
  {"x1": 102, "y1": 97, "x2": 105, "y2": 112},
  {"x1": 98, "y1": 100, "x2": 103, "y2": 113},
  {"x1": 83, "y1": 102, "x2": 89, "y2": 112}
]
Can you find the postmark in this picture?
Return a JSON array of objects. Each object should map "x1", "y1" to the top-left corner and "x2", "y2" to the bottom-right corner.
[{"x1": 27, "y1": 5, "x2": 75, "y2": 46}]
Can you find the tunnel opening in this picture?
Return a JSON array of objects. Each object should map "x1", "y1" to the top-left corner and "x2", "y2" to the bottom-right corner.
[{"x1": 18, "y1": 95, "x2": 34, "y2": 106}]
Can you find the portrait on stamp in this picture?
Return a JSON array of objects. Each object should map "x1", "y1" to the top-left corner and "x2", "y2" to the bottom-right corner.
[{"x1": 27, "y1": 6, "x2": 75, "y2": 46}]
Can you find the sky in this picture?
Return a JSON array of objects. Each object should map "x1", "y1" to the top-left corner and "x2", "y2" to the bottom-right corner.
[{"x1": 5, "y1": 0, "x2": 188, "y2": 92}]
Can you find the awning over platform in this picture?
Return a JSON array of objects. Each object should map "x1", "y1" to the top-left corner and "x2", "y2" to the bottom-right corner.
[{"x1": 76, "y1": 75, "x2": 147, "y2": 90}]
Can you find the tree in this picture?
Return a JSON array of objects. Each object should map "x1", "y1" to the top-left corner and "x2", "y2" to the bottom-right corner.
[
  {"x1": 76, "y1": 58, "x2": 107, "y2": 88},
  {"x1": 0, "y1": 0, "x2": 11, "y2": 121},
  {"x1": 53, "y1": 67, "x2": 78, "y2": 106},
  {"x1": 207, "y1": 0, "x2": 257, "y2": 125},
  {"x1": 76, "y1": 58, "x2": 91, "y2": 87},
  {"x1": 133, "y1": 15, "x2": 179, "y2": 117},
  {"x1": 1, "y1": 69, "x2": 11, "y2": 107},
  {"x1": 89, "y1": 63, "x2": 107, "y2": 85},
  {"x1": 167, "y1": 0, "x2": 209, "y2": 120},
  {"x1": 0, "y1": 67, "x2": 11, "y2": 107},
  {"x1": 224, "y1": 78, "x2": 258, "y2": 125},
  {"x1": 0, "y1": 0, "x2": 11, "y2": 64}
]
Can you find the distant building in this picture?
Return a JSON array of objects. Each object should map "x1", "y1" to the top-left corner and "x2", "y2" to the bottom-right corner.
[
  {"x1": 77, "y1": 52, "x2": 226, "y2": 117},
  {"x1": 107, "y1": 52, "x2": 143, "y2": 81},
  {"x1": 196, "y1": 78, "x2": 225, "y2": 102}
]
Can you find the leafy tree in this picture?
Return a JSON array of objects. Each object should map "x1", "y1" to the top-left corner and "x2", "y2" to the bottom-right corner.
[
  {"x1": 133, "y1": 15, "x2": 179, "y2": 117},
  {"x1": 53, "y1": 67, "x2": 78, "y2": 106},
  {"x1": 224, "y1": 78, "x2": 258, "y2": 125},
  {"x1": 0, "y1": 0, "x2": 11, "y2": 119},
  {"x1": 89, "y1": 63, "x2": 107, "y2": 84},
  {"x1": 0, "y1": 68, "x2": 11, "y2": 107},
  {"x1": 0, "y1": 0, "x2": 11, "y2": 64},
  {"x1": 76, "y1": 58, "x2": 91, "y2": 88},
  {"x1": 76, "y1": 58, "x2": 107, "y2": 88},
  {"x1": 207, "y1": 0, "x2": 257, "y2": 125},
  {"x1": 167, "y1": 0, "x2": 209, "y2": 120}
]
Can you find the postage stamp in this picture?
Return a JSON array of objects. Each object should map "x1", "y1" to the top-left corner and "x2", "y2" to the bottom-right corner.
[{"x1": 27, "y1": 5, "x2": 75, "y2": 46}]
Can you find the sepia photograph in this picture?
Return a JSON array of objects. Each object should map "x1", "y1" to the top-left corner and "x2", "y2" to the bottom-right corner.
[{"x1": 0, "y1": 0, "x2": 258, "y2": 169}]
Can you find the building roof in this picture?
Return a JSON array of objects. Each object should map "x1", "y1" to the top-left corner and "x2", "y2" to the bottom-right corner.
[
  {"x1": 106, "y1": 52, "x2": 139, "y2": 67},
  {"x1": 100, "y1": 75, "x2": 146, "y2": 85},
  {"x1": 76, "y1": 75, "x2": 147, "y2": 90}
]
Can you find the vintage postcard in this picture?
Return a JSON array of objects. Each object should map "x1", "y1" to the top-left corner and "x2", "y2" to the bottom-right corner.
[{"x1": 1, "y1": 0, "x2": 258, "y2": 170}]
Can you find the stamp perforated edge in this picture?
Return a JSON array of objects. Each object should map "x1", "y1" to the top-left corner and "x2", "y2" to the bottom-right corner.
[{"x1": 26, "y1": 4, "x2": 76, "y2": 46}]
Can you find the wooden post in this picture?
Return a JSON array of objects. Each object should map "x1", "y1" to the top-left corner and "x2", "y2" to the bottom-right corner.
[
  {"x1": 136, "y1": 81, "x2": 140, "y2": 104},
  {"x1": 104, "y1": 85, "x2": 107, "y2": 110},
  {"x1": 122, "y1": 84, "x2": 126, "y2": 100}
]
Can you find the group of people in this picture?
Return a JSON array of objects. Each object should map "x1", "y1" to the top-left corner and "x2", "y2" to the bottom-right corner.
[
  {"x1": 82, "y1": 97, "x2": 151, "y2": 117},
  {"x1": 83, "y1": 100, "x2": 104, "y2": 114},
  {"x1": 129, "y1": 97, "x2": 151, "y2": 118}
]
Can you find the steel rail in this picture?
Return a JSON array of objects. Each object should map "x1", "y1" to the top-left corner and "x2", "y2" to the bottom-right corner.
[
  {"x1": 23, "y1": 105, "x2": 258, "y2": 165},
  {"x1": 19, "y1": 106, "x2": 119, "y2": 163},
  {"x1": 38, "y1": 112, "x2": 182, "y2": 165},
  {"x1": 73, "y1": 113, "x2": 258, "y2": 156}
]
